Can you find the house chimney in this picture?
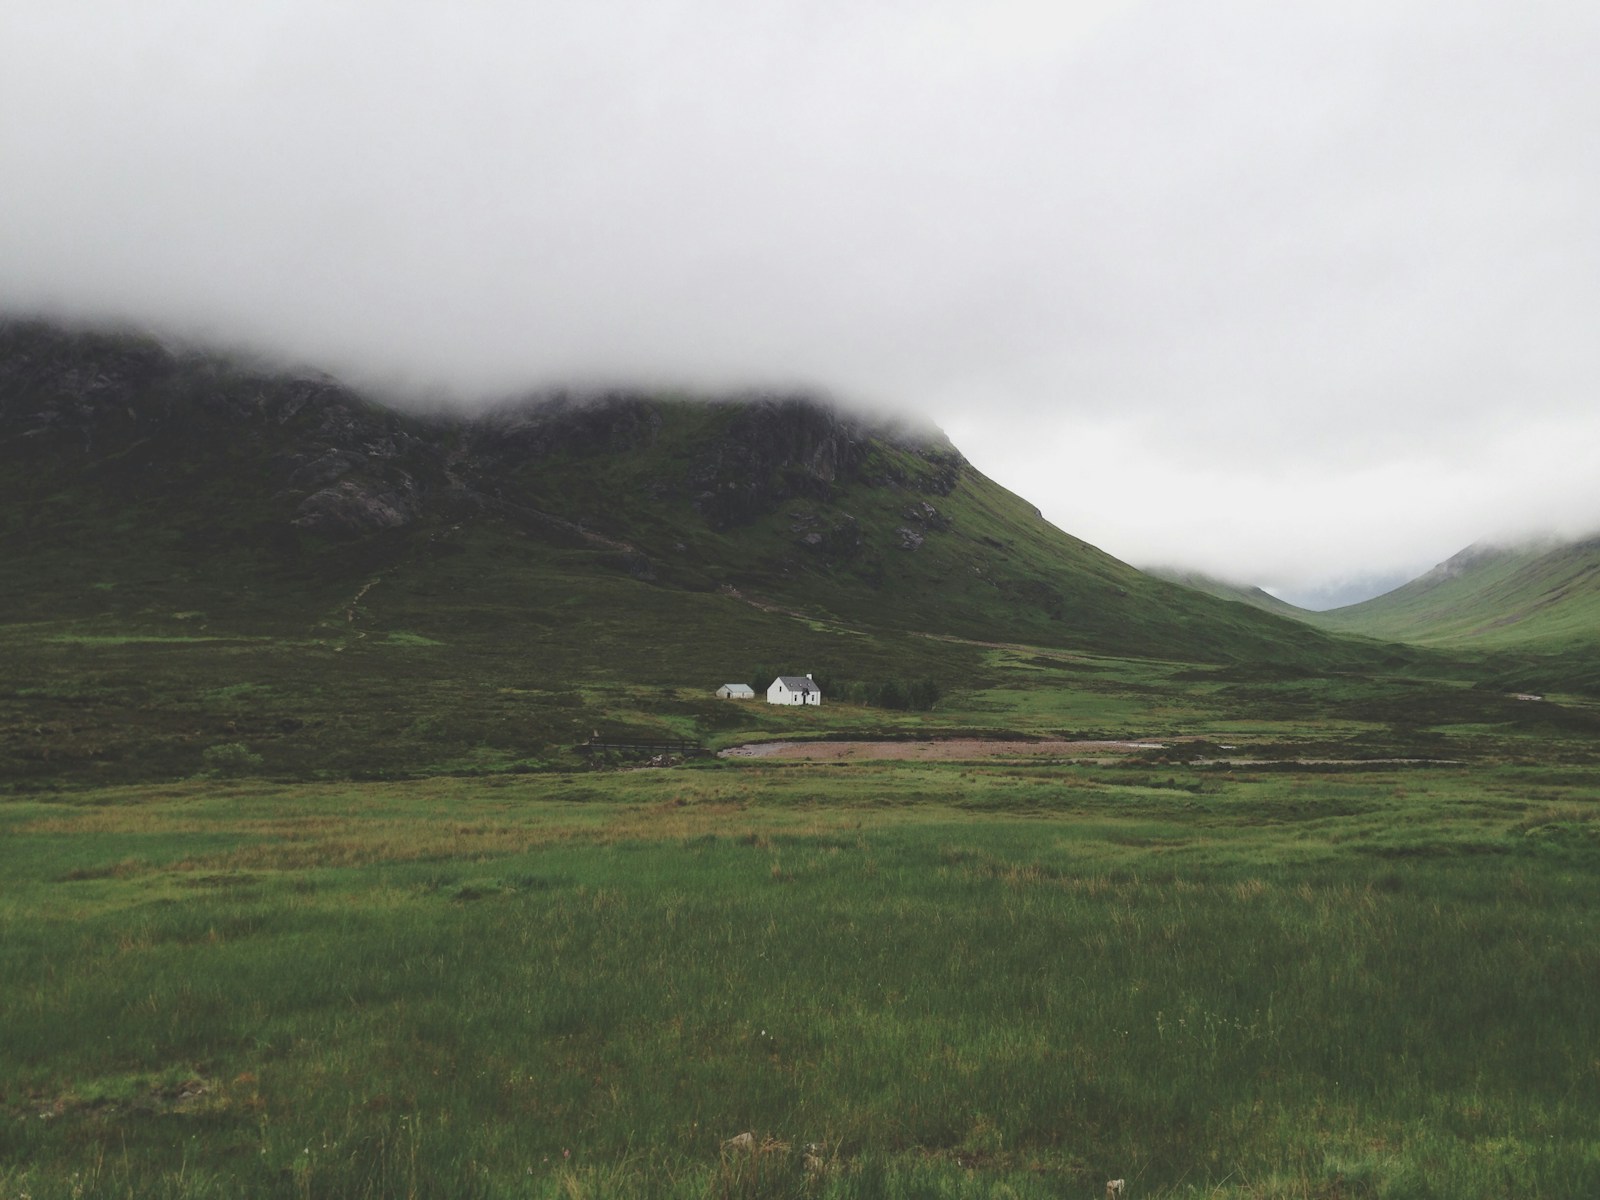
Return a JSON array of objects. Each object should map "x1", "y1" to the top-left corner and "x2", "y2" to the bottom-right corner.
[{"x1": 806, "y1": 673, "x2": 813, "y2": 680}]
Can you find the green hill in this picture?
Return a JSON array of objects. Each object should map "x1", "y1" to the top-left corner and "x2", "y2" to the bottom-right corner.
[
  {"x1": 1296, "y1": 536, "x2": 1600, "y2": 696},
  {"x1": 1143, "y1": 566, "x2": 1312, "y2": 621},
  {"x1": 0, "y1": 317, "x2": 1375, "y2": 663},
  {"x1": 1, "y1": 317, "x2": 1434, "y2": 783},
  {"x1": 1311, "y1": 537, "x2": 1600, "y2": 649}
]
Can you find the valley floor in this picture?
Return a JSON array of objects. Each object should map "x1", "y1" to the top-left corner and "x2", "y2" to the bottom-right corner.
[
  {"x1": 717, "y1": 738, "x2": 1165, "y2": 760},
  {"x1": 4, "y1": 751, "x2": 1599, "y2": 1199}
]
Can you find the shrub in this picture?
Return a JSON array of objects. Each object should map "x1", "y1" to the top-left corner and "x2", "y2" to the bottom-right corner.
[{"x1": 201, "y1": 742, "x2": 264, "y2": 777}]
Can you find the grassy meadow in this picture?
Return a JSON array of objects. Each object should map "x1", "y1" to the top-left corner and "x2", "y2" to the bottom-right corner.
[{"x1": 5, "y1": 744, "x2": 1600, "y2": 1199}]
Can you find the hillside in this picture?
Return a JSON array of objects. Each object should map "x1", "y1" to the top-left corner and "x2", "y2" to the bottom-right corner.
[
  {"x1": 1143, "y1": 567, "x2": 1312, "y2": 621},
  {"x1": 0, "y1": 317, "x2": 1376, "y2": 663},
  {"x1": 0, "y1": 317, "x2": 1433, "y2": 784},
  {"x1": 1312, "y1": 536, "x2": 1600, "y2": 649}
]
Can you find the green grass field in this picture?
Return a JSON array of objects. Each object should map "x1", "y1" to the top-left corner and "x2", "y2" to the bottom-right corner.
[{"x1": 5, "y1": 747, "x2": 1599, "y2": 1199}]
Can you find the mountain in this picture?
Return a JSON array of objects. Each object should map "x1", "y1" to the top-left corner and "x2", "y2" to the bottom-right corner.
[
  {"x1": 0, "y1": 316, "x2": 1373, "y2": 664},
  {"x1": 1311, "y1": 536, "x2": 1600, "y2": 650},
  {"x1": 1, "y1": 317, "x2": 1419, "y2": 785},
  {"x1": 1143, "y1": 567, "x2": 1311, "y2": 621}
]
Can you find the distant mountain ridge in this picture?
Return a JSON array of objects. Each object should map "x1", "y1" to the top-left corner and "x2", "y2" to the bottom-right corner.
[
  {"x1": 1142, "y1": 567, "x2": 1311, "y2": 621},
  {"x1": 1308, "y1": 535, "x2": 1600, "y2": 650}
]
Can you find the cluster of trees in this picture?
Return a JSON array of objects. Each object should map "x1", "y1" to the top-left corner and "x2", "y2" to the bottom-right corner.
[
  {"x1": 746, "y1": 668, "x2": 941, "y2": 712},
  {"x1": 840, "y1": 678, "x2": 942, "y2": 711}
]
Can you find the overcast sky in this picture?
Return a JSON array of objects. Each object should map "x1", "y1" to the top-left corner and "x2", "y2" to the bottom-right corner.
[{"x1": 5, "y1": 1, "x2": 1598, "y2": 607}]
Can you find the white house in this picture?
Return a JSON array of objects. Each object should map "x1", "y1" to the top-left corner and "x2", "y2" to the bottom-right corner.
[
  {"x1": 716, "y1": 683, "x2": 756, "y2": 699},
  {"x1": 767, "y1": 674, "x2": 822, "y2": 706}
]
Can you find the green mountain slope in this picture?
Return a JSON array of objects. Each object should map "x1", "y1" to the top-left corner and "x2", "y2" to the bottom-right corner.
[
  {"x1": 1311, "y1": 537, "x2": 1600, "y2": 650},
  {"x1": 0, "y1": 317, "x2": 1374, "y2": 667},
  {"x1": 1144, "y1": 567, "x2": 1312, "y2": 621},
  {"x1": 1, "y1": 317, "x2": 1446, "y2": 784}
]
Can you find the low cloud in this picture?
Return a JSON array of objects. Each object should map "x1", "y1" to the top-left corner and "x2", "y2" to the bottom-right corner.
[{"x1": 4, "y1": 1, "x2": 1598, "y2": 598}]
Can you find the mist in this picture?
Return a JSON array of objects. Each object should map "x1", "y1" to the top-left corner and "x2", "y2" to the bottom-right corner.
[{"x1": 5, "y1": 0, "x2": 1599, "y2": 601}]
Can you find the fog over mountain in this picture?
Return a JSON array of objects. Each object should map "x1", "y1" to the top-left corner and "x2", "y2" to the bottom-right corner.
[{"x1": 5, "y1": 1, "x2": 1598, "y2": 606}]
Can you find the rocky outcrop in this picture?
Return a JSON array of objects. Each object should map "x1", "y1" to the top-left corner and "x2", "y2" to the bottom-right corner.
[
  {"x1": 466, "y1": 392, "x2": 664, "y2": 465},
  {"x1": 0, "y1": 318, "x2": 441, "y2": 538},
  {"x1": 903, "y1": 500, "x2": 951, "y2": 531},
  {"x1": 689, "y1": 397, "x2": 860, "y2": 529},
  {"x1": 0, "y1": 317, "x2": 968, "y2": 553},
  {"x1": 292, "y1": 479, "x2": 422, "y2": 535},
  {"x1": 687, "y1": 396, "x2": 964, "y2": 530}
]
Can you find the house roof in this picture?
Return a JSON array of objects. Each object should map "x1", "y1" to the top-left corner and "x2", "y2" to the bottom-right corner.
[{"x1": 774, "y1": 676, "x2": 817, "y2": 690}]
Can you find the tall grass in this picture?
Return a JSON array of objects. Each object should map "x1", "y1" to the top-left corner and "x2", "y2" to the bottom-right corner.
[{"x1": 4, "y1": 763, "x2": 1599, "y2": 1196}]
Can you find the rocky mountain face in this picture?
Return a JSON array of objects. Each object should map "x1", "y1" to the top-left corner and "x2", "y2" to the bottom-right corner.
[
  {"x1": 0, "y1": 320, "x2": 439, "y2": 537},
  {"x1": 681, "y1": 399, "x2": 960, "y2": 533},
  {"x1": 0, "y1": 318, "x2": 962, "y2": 544}
]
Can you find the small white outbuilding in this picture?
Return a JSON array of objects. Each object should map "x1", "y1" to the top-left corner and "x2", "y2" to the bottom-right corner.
[
  {"x1": 766, "y1": 674, "x2": 822, "y2": 706},
  {"x1": 716, "y1": 683, "x2": 756, "y2": 699}
]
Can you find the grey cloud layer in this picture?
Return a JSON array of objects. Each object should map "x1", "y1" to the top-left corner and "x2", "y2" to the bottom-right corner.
[{"x1": 4, "y1": 1, "x2": 1598, "y2": 601}]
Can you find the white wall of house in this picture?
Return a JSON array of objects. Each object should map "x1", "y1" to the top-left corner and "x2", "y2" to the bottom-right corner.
[{"x1": 766, "y1": 674, "x2": 821, "y2": 706}]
